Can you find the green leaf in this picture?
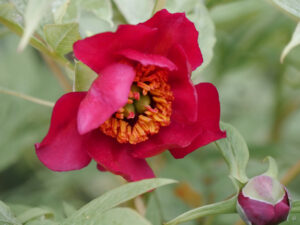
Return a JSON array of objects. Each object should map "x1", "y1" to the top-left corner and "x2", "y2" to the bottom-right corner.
[
  {"x1": 74, "y1": 62, "x2": 97, "y2": 91},
  {"x1": 113, "y1": 0, "x2": 155, "y2": 24},
  {"x1": 165, "y1": 196, "x2": 237, "y2": 225},
  {"x1": 81, "y1": 0, "x2": 113, "y2": 25},
  {"x1": 95, "y1": 207, "x2": 151, "y2": 225},
  {"x1": 291, "y1": 201, "x2": 300, "y2": 213},
  {"x1": 215, "y1": 122, "x2": 249, "y2": 185},
  {"x1": 63, "y1": 178, "x2": 176, "y2": 225},
  {"x1": 263, "y1": 156, "x2": 279, "y2": 179},
  {"x1": 18, "y1": 0, "x2": 51, "y2": 51},
  {"x1": 0, "y1": 3, "x2": 50, "y2": 54},
  {"x1": 188, "y1": 2, "x2": 216, "y2": 74},
  {"x1": 16, "y1": 207, "x2": 54, "y2": 224},
  {"x1": 145, "y1": 193, "x2": 163, "y2": 225},
  {"x1": 0, "y1": 201, "x2": 21, "y2": 225},
  {"x1": 62, "y1": 202, "x2": 77, "y2": 218},
  {"x1": 44, "y1": 23, "x2": 81, "y2": 56},
  {"x1": 281, "y1": 22, "x2": 300, "y2": 63},
  {"x1": 270, "y1": 0, "x2": 300, "y2": 19}
]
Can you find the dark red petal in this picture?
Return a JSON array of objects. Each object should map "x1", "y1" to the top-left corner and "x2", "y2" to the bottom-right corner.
[
  {"x1": 167, "y1": 44, "x2": 198, "y2": 123},
  {"x1": 132, "y1": 83, "x2": 225, "y2": 159},
  {"x1": 118, "y1": 49, "x2": 177, "y2": 71},
  {"x1": 272, "y1": 191, "x2": 290, "y2": 224},
  {"x1": 35, "y1": 92, "x2": 91, "y2": 171},
  {"x1": 169, "y1": 83, "x2": 226, "y2": 158},
  {"x1": 77, "y1": 63, "x2": 135, "y2": 134},
  {"x1": 141, "y1": 9, "x2": 203, "y2": 71},
  {"x1": 86, "y1": 130, "x2": 155, "y2": 181},
  {"x1": 73, "y1": 24, "x2": 156, "y2": 74},
  {"x1": 238, "y1": 192, "x2": 275, "y2": 225}
]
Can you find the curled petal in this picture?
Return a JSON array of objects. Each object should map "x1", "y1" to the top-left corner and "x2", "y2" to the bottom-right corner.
[
  {"x1": 77, "y1": 63, "x2": 135, "y2": 134},
  {"x1": 141, "y1": 9, "x2": 203, "y2": 71},
  {"x1": 73, "y1": 25, "x2": 157, "y2": 74},
  {"x1": 35, "y1": 92, "x2": 91, "y2": 171},
  {"x1": 169, "y1": 83, "x2": 226, "y2": 158},
  {"x1": 167, "y1": 44, "x2": 198, "y2": 123},
  {"x1": 118, "y1": 49, "x2": 177, "y2": 71},
  {"x1": 85, "y1": 130, "x2": 155, "y2": 181}
]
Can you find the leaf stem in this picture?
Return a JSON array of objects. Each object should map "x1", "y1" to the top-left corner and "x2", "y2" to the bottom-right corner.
[
  {"x1": 291, "y1": 201, "x2": 300, "y2": 213},
  {"x1": 281, "y1": 159, "x2": 300, "y2": 186},
  {"x1": 0, "y1": 87, "x2": 54, "y2": 107},
  {"x1": 164, "y1": 197, "x2": 237, "y2": 225}
]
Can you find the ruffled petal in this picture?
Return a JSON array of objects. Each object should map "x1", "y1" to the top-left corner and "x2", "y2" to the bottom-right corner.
[
  {"x1": 77, "y1": 63, "x2": 135, "y2": 134},
  {"x1": 132, "y1": 83, "x2": 225, "y2": 159},
  {"x1": 169, "y1": 83, "x2": 226, "y2": 158},
  {"x1": 118, "y1": 49, "x2": 177, "y2": 71},
  {"x1": 35, "y1": 92, "x2": 91, "y2": 171},
  {"x1": 141, "y1": 9, "x2": 203, "y2": 71},
  {"x1": 73, "y1": 25, "x2": 157, "y2": 74},
  {"x1": 167, "y1": 44, "x2": 198, "y2": 123},
  {"x1": 86, "y1": 130, "x2": 155, "y2": 181}
]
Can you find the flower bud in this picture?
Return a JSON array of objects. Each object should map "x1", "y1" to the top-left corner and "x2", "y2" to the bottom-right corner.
[{"x1": 237, "y1": 175, "x2": 290, "y2": 225}]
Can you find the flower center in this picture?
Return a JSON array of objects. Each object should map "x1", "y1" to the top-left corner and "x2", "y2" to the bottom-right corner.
[{"x1": 100, "y1": 63, "x2": 174, "y2": 144}]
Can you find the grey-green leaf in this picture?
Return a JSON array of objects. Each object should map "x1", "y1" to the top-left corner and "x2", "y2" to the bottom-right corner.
[
  {"x1": 95, "y1": 207, "x2": 151, "y2": 225},
  {"x1": 263, "y1": 156, "x2": 279, "y2": 179},
  {"x1": 291, "y1": 201, "x2": 300, "y2": 213},
  {"x1": 63, "y1": 178, "x2": 176, "y2": 225},
  {"x1": 216, "y1": 122, "x2": 249, "y2": 184},
  {"x1": 0, "y1": 201, "x2": 21, "y2": 225},
  {"x1": 281, "y1": 22, "x2": 300, "y2": 63},
  {"x1": 165, "y1": 196, "x2": 237, "y2": 225},
  {"x1": 188, "y1": 2, "x2": 216, "y2": 75},
  {"x1": 74, "y1": 62, "x2": 97, "y2": 91},
  {"x1": 44, "y1": 22, "x2": 81, "y2": 56},
  {"x1": 16, "y1": 207, "x2": 54, "y2": 224},
  {"x1": 113, "y1": 0, "x2": 155, "y2": 24},
  {"x1": 18, "y1": 0, "x2": 51, "y2": 51},
  {"x1": 270, "y1": 0, "x2": 300, "y2": 19}
]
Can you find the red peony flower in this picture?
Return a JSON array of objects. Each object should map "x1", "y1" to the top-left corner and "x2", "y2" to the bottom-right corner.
[{"x1": 35, "y1": 9, "x2": 226, "y2": 181}]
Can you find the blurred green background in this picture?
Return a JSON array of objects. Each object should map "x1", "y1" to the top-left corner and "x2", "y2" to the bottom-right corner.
[{"x1": 0, "y1": 0, "x2": 300, "y2": 224}]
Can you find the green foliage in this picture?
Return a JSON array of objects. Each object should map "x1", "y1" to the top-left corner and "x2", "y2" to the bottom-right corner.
[
  {"x1": 74, "y1": 62, "x2": 97, "y2": 91},
  {"x1": 0, "y1": 201, "x2": 21, "y2": 225},
  {"x1": 270, "y1": 0, "x2": 300, "y2": 19},
  {"x1": 216, "y1": 123, "x2": 249, "y2": 185},
  {"x1": 92, "y1": 207, "x2": 151, "y2": 225},
  {"x1": 281, "y1": 22, "x2": 300, "y2": 62},
  {"x1": 44, "y1": 23, "x2": 81, "y2": 56},
  {"x1": 113, "y1": 0, "x2": 155, "y2": 24},
  {"x1": 63, "y1": 178, "x2": 176, "y2": 225}
]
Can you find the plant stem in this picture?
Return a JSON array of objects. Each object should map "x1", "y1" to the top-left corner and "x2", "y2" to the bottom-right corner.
[
  {"x1": 42, "y1": 54, "x2": 73, "y2": 92},
  {"x1": 164, "y1": 197, "x2": 237, "y2": 225},
  {"x1": 0, "y1": 17, "x2": 74, "y2": 71},
  {"x1": 281, "y1": 159, "x2": 300, "y2": 186},
  {"x1": 134, "y1": 196, "x2": 146, "y2": 216},
  {"x1": 0, "y1": 87, "x2": 54, "y2": 107}
]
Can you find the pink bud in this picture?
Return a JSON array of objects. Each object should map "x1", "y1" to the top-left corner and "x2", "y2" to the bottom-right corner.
[{"x1": 237, "y1": 175, "x2": 290, "y2": 225}]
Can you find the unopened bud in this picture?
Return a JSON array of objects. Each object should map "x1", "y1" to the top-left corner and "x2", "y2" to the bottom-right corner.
[{"x1": 237, "y1": 175, "x2": 290, "y2": 225}]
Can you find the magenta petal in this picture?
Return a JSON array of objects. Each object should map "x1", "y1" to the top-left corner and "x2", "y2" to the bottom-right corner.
[
  {"x1": 77, "y1": 63, "x2": 135, "y2": 134},
  {"x1": 238, "y1": 192, "x2": 275, "y2": 225},
  {"x1": 272, "y1": 192, "x2": 290, "y2": 224},
  {"x1": 73, "y1": 24, "x2": 156, "y2": 74},
  {"x1": 167, "y1": 45, "x2": 198, "y2": 123},
  {"x1": 118, "y1": 49, "x2": 177, "y2": 71},
  {"x1": 169, "y1": 83, "x2": 226, "y2": 158},
  {"x1": 35, "y1": 92, "x2": 91, "y2": 171},
  {"x1": 141, "y1": 9, "x2": 203, "y2": 71},
  {"x1": 86, "y1": 130, "x2": 155, "y2": 181}
]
